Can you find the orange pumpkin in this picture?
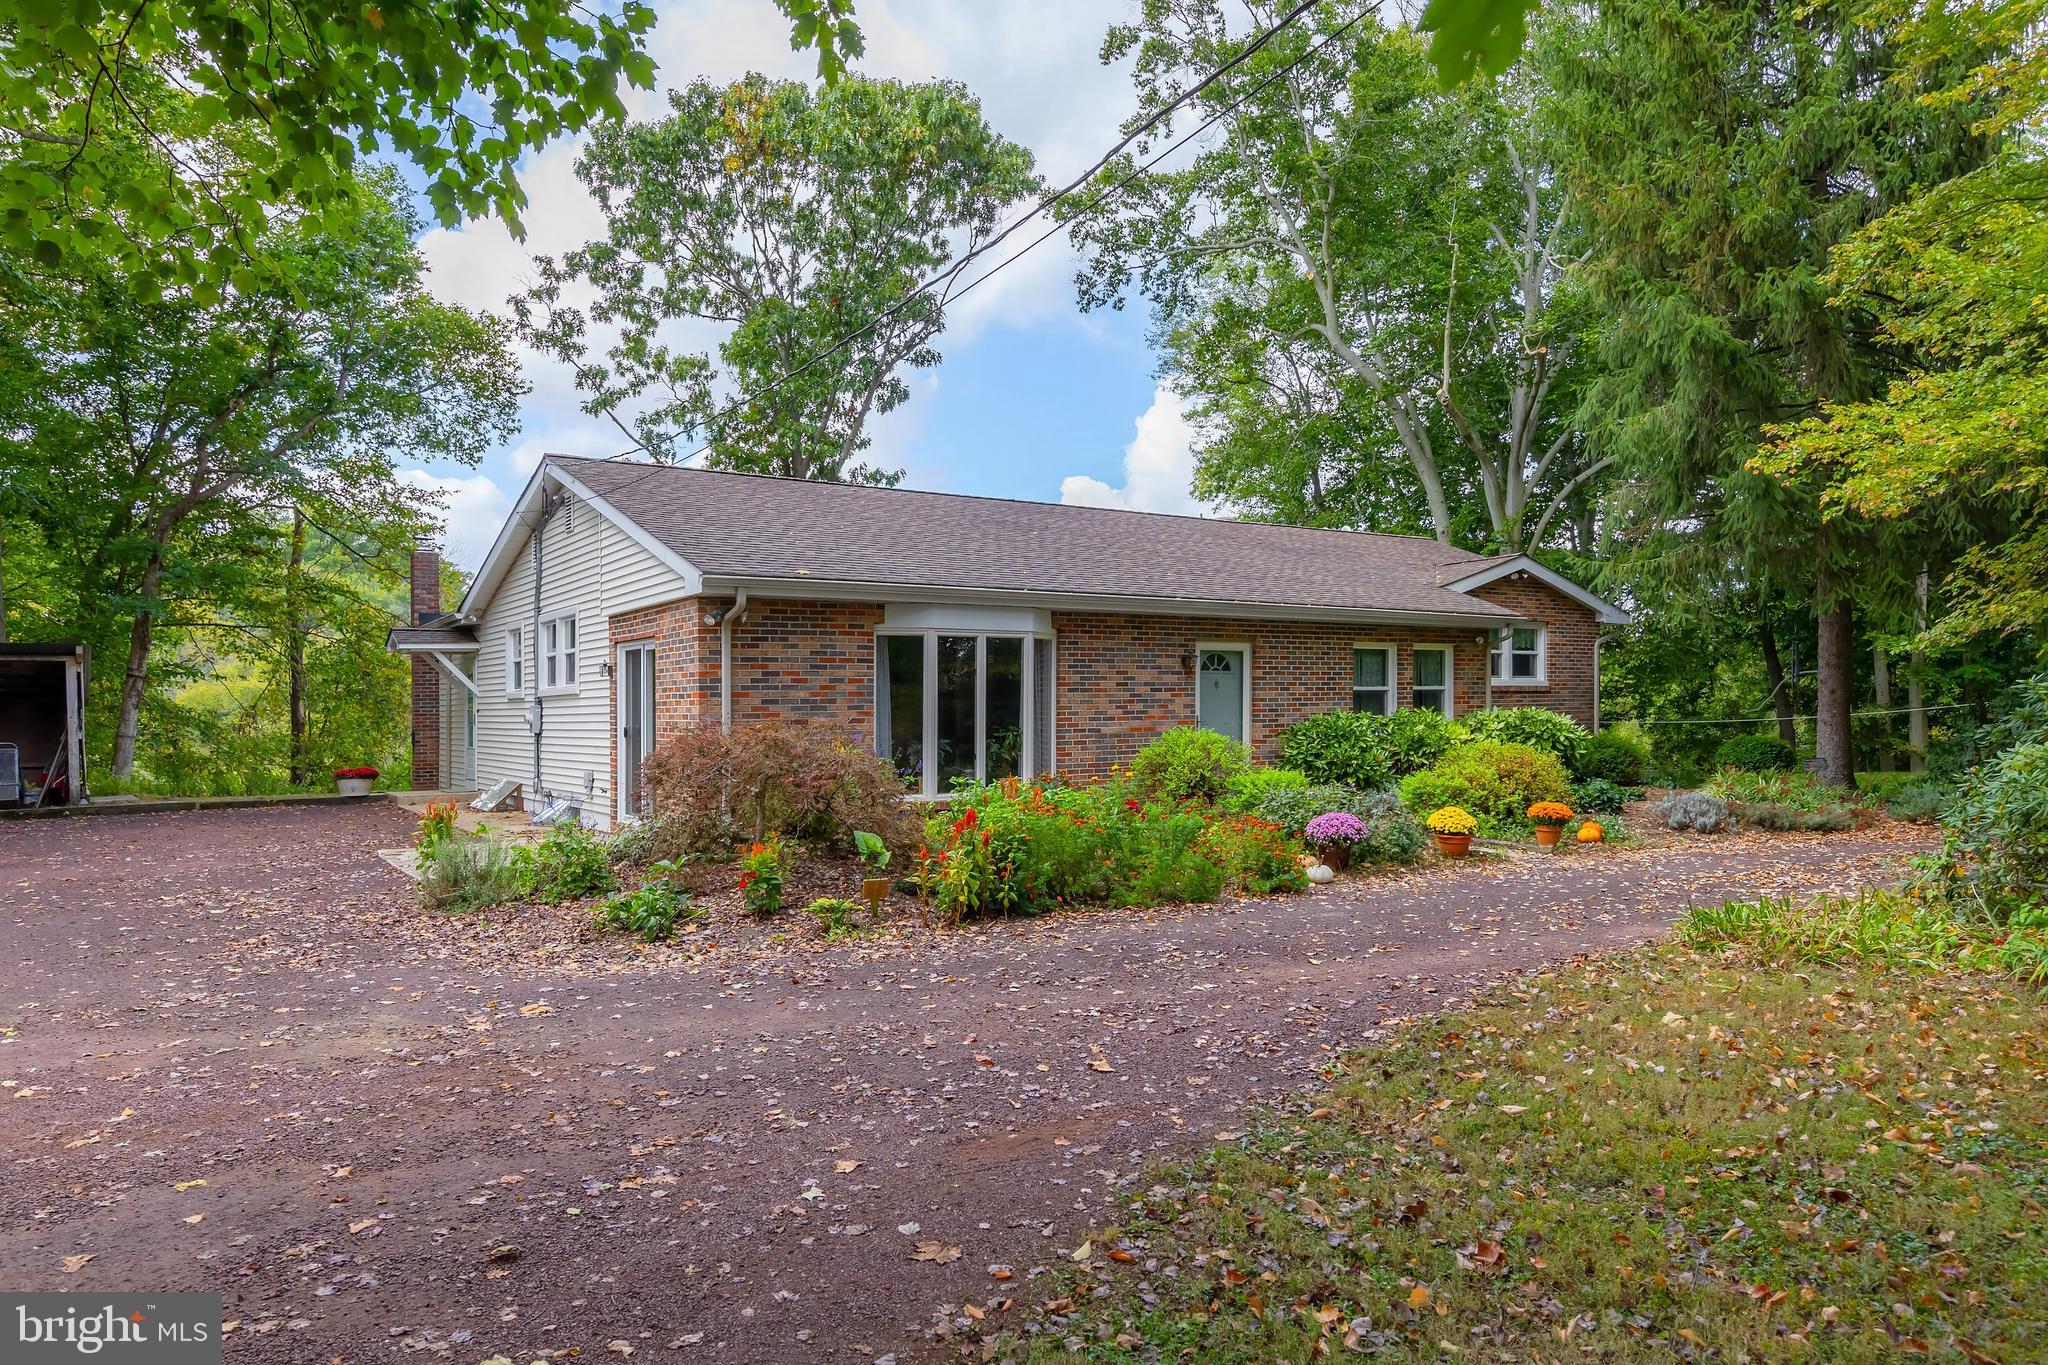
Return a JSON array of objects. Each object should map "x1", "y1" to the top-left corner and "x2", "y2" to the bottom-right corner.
[{"x1": 1576, "y1": 821, "x2": 1605, "y2": 844}]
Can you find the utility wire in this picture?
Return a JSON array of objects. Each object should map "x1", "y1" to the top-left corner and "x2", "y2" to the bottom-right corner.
[
  {"x1": 1633, "y1": 702, "x2": 1976, "y2": 726},
  {"x1": 551, "y1": 0, "x2": 1361, "y2": 509}
]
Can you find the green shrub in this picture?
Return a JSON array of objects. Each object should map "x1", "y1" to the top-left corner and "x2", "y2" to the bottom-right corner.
[
  {"x1": 1571, "y1": 777, "x2": 1631, "y2": 815},
  {"x1": 1714, "y1": 733, "x2": 1797, "y2": 773},
  {"x1": 595, "y1": 866, "x2": 696, "y2": 942},
  {"x1": 417, "y1": 835, "x2": 533, "y2": 913},
  {"x1": 529, "y1": 821, "x2": 616, "y2": 901},
  {"x1": 1656, "y1": 791, "x2": 1730, "y2": 832},
  {"x1": 1398, "y1": 741, "x2": 1572, "y2": 835},
  {"x1": 805, "y1": 897, "x2": 869, "y2": 940},
  {"x1": 1461, "y1": 707, "x2": 1590, "y2": 774},
  {"x1": 738, "y1": 836, "x2": 788, "y2": 916},
  {"x1": 1129, "y1": 726, "x2": 1252, "y2": 804},
  {"x1": 1580, "y1": 728, "x2": 1649, "y2": 786},
  {"x1": 1378, "y1": 708, "x2": 1468, "y2": 775},
  {"x1": 1705, "y1": 768, "x2": 1847, "y2": 814},
  {"x1": 921, "y1": 781, "x2": 1303, "y2": 921},
  {"x1": 1198, "y1": 817, "x2": 1311, "y2": 896},
  {"x1": 1926, "y1": 739, "x2": 2048, "y2": 922},
  {"x1": 1885, "y1": 778, "x2": 1951, "y2": 824},
  {"x1": 1250, "y1": 783, "x2": 1425, "y2": 864},
  {"x1": 1276, "y1": 712, "x2": 1394, "y2": 790},
  {"x1": 1220, "y1": 766, "x2": 1311, "y2": 813}
]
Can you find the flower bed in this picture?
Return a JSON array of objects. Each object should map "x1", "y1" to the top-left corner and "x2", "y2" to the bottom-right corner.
[{"x1": 916, "y1": 778, "x2": 1308, "y2": 922}]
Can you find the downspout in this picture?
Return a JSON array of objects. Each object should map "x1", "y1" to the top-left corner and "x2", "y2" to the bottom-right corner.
[{"x1": 718, "y1": 589, "x2": 750, "y2": 731}]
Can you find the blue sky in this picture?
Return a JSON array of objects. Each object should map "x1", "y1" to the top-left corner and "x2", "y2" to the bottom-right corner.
[{"x1": 396, "y1": 0, "x2": 1213, "y2": 570}]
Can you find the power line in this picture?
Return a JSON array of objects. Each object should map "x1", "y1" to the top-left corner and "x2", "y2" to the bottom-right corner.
[
  {"x1": 1633, "y1": 702, "x2": 1976, "y2": 726},
  {"x1": 562, "y1": 0, "x2": 1364, "y2": 500}
]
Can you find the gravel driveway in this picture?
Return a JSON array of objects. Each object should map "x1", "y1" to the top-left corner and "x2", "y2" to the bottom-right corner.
[{"x1": 0, "y1": 804, "x2": 1929, "y2": 1363}]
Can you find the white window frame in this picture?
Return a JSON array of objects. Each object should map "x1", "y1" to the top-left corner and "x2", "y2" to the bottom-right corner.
[
  {"x1": 504, "y1": 626, "x2": 525, "y2": 697},
  {"x1": 1490, "y1": 625, "x2": 1547, "y2": 686},
  {"x1": 1351, "y1": 644, "x2": 1394, "y2": 716},
  {"x1": 1411, "y1": 644, "x2": 1454, "y2": 717},
  {"x1": 539, "y1": 613, "x2": 579, "y2": 696},
  {"x1": 1194, "y1": 640, "x2": 1253, "y2": 745},
  {"x1": 875, "y1": 628, "x2": 1053, "y2": 799}
]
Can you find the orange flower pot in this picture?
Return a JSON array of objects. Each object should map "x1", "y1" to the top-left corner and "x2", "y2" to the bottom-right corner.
[
  {"x1": 1534, "y1": 825, "x2": 1563, "y2": 847},
  {"x1": 1436, "y1": 832, "x2": 1472, "y2": 859}
]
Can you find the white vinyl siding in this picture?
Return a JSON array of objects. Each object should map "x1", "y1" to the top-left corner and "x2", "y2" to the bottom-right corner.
[{"x1": 470, "y1": 490, "x2": 687, "y2": 827}]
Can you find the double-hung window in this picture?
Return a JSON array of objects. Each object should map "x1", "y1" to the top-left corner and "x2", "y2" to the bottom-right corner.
[
  {"x1": 540, "y1": 614, "x2": 578, "y2": 694},
  {"x1": 1412, "y1": 645, "x2": 1453, "y2": 715},
  {"x1": 876, "y1": 631, "x2": 1052, "y2": 796},
  {"x1": 1490, "y1": 626, "x2": 1545, "y2": 684},
  {"x1": 504, "y1": 627, "x2": 525, "y2": 696},
  {"x1": 1352, "y1": 646, "x2": 1393, "y2": 715}
]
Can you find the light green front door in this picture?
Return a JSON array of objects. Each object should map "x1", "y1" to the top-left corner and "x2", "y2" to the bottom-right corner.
[{"x1": 1197, "y1": 648, "x2": 1245, "y2": 743}]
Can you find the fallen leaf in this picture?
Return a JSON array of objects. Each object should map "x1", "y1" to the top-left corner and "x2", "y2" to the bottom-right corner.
[
  {"x1": 518, "y1": 1003, "x2": 554, "y2": 1017},
  {"x1": 181, "y1": 1214, "x2": 203, "y2": 1225},
  {"x1": 173, "y1": 1179, "x2": 207, "y2": 1192},
  {"x1": 910, "y1": 1241, "x2": 962, "y2": 1264},
  {"x1": 61, "y1": 1254, "x2": 95, "y2": 1273},
  {"x1": 834, "y1": 1160, "x2": 861, "y2": 1174},
  {"x1": 1089, "y1": 1060, "x2": 1114, "y2": 1073},
  {"x1": 1408, "y1": 1285, "x2": 1431, "y2": 1311},
  {"x1": 347, "y1": 1218, "x2": 379, "y2": 1236},
  {"x1": 1071, "y1": 1240, "x2": 1093, "y2": 1262}
]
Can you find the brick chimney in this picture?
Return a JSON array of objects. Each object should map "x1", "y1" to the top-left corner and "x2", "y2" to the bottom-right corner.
[{"x1": 410, "y1": 549, "x2": 442, "y2": 791}]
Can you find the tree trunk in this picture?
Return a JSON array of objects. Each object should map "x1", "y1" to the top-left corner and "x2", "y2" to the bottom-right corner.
[
  {"x1": 1757, "y1": 617, "x2": 1797, "y2": 747},
  {"x1": 286, "y1": 507, "x2": 309, "y2": 787},
  {"x1": 1873, "y1": 645, "x2": 1894, "y2": 772},
  {"x1": 1908, "y1": 569, "x2": 1929, "y2": 773},
  {"x1": 1813, "y1": 588, "x2": 1856, "y2": 790},
  {"x1": 0, "y1": 520, "x2": 8, "y2": 644},
  {"x1": 110, "y1": 555, "x2": 164, "y2": 780}
]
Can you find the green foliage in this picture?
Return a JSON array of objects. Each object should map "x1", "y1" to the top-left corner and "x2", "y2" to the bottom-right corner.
[
  {"x1": 919, "y1": 782, "x2": 1311, "y2": 922},
  {"x1": 595, "y1": 869, "x2": 696, "y2": 943},
  {"x1": 851, "y1": 830, "x2": 891, "y2": 872},
  {"x1": 1072, "y1": 9, "x2": 1605, "y2": 551},
  {"x1": 1461, "y1": 707, "x2": 1590, "y2": 774},
  {"x1": 1714, "y1": 733, "x2": 1796, "y2": 773},
  {"x1": 1398, "y1": 741, "x2": 1572, "y2": 835},
  {"x1": 0, "y1": 171, "x2": 517, "y2": 786},
  {"x1": 1277, "y1": 713, "x2": 1395, "y2": 791},
  {"x1": 1, "y1": 0, "x2": 865, "y2": 290},
  {"x1": 417, "y1": 836, "x2": 533, "y2": 915},
  {"x1": 1703, "y1": 769, "x2": 1859, "y2": 831},
  {"x1": 1579, "y1": 728, "x2": 1649, "y2": 786},
  {"x1": 1199, "y1": 818, "x2": 1311, "y2": 897},
  {"x1": 805, "y1": 897, "x2": 870, "y2": 940},
  {"x1": 1570, "y1": 778, "x2": 1630, "y2": 816},
  {"x1": 738, "y1": 838, "x2": 789, "y2": 917},
  {"x1": 1929, "y1": 739, "x2": 2048, "y2": 923},
  {"x1": 1129, "y1": 726, "x2": 1252, "y2": 805},
  {"x1": 1248, "y1": 783, "x2": 1426, "y2": 865},
  {"x1": 1683, "y1": 892, "x2": 2048, "y2": 983},
  {"x1": 1885, "y1": 779, "x2": 1952, "y2": 825},
  {"x1": 1219, "y1": 766, "x2": 1311, "y2": 814},
  {"x1": 529, "y1": 823, "x2": 615, "y2": 903},
  {"x1": 517, "y1": 74, "x2": 1038, "y2": 482},
  {"x1": 1378, "y1": 707, "x2": 1470, "y2": 776},
  {"x1": 412, "y1": 801, "x2": 460, "y2": 860}
]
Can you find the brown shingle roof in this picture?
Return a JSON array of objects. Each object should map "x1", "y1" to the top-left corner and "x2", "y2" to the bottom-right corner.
[{"x1": 551, "y1": 456, "x2": 1516, "y2": 621}]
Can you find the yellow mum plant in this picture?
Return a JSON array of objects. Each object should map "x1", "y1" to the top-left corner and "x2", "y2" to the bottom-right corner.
[{"x1": 1426, "y1": 806, "x2": 1479, "y2": 836}]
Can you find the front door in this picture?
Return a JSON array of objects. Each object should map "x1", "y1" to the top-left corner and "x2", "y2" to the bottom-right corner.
[
  {"x1": 1197, "y1": 648, "x2": 1246, "y2": 743},
  {"x1": 617, "y1": 644, "x2": 657, "y2": 820}
]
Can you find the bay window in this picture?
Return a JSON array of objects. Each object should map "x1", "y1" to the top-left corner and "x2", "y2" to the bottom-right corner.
[{"x1": 876, "y1": 630, "x2": 1053, "y2": 796}]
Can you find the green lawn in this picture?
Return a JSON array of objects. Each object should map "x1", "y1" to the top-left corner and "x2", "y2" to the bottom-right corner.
[{"x1": 990, "y1": 904, "x2": 2048, "y2": 1362}]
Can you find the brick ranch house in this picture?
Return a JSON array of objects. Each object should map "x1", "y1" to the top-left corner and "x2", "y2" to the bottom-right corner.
[{"x1": 389, "y1": 455, "x2": 1628, "y2": 827}]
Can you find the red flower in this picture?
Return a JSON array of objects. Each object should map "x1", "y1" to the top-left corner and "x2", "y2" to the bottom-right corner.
[
  {"x1": 1125, "y1": 798, "x2": 1142, "y2": 813},
  {"x1": 737, "y1": 871, "x2": 756, "y2": 890}
]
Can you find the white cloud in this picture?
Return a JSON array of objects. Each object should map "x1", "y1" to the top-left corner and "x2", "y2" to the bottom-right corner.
[
  {"x1": 399, "y1": 469, "x2": 514, "y2": 573},
  {"x1": 1059, "y1": 384, "x2": 1215, "y2": 516}
]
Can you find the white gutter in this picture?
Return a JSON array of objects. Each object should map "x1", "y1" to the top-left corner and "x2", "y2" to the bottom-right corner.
[{"x1": 718, "y1": 589, "x2": 750, "y2": 731}]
